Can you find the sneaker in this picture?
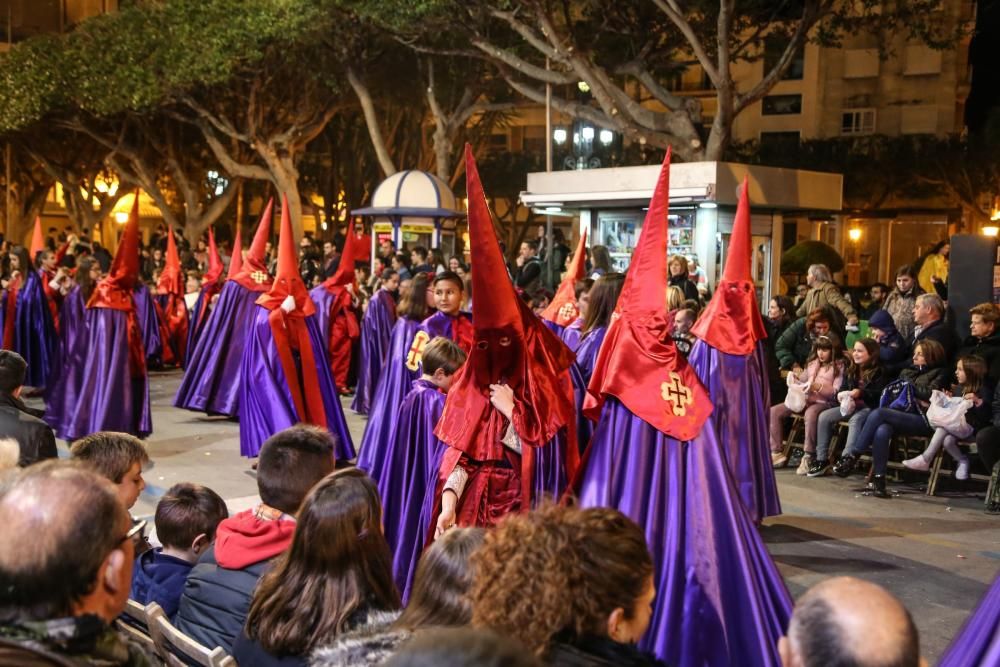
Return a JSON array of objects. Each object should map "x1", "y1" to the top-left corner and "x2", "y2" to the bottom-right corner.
[
  {"x1": 833, "y1": 453, "x2": 858, "y2": 478},
  {"x1": 771, "y1": 451, "x2": 788, "y2": 468},
  {"x1": 956, "y1": 457, "x2": 970, "y2": 481},
  {"x1": 806, "y1": 458, "x2": 830, "y2": 478},
  {"x1": 902, "y1": 455, "x2": 930, "y2": 472},
  {"x1": 796, "y1": 454, "x2": 813, "y2": 476},
  {"x1": 867, "y1": 474, "x2": 890, "y2": 499}
]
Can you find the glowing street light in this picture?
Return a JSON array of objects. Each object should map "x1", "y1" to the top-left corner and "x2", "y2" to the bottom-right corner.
[{"x1": 848, "y1": 227, "x2": 862, "y2": 242}]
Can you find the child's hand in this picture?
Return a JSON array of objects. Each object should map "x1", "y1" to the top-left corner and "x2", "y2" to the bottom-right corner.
[
  {"x1": 489, "y1": 383, "x2": 515, "y2": 420},
  {"x1": 964, "y1": 392, "x2": 981, "y2": 406},
  {"x1": 850, "y1": 389, "x2": 861, "y2": 399}
]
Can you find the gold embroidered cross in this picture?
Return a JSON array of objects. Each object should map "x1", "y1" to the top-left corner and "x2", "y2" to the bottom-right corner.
[
  {"x1": 250, "y1": 270, "x2": 268, "y2": 284},
  {"x1": 558, "y1": 302, "x2": 577, "y2": 320},
  {"x1": 405, "y1": 331, "x2": 431, "y2": 371},
  {"x1": 660, "y1": 372, "x2": 693, "y2": 417}
]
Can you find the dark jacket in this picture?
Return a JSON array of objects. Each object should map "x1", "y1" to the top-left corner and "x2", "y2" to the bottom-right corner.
[
  {"x1": 0, "y1": 615, "x2": 154, "y2": 667},
  {"x1": 946, "y1": 383, "x2": 994, "y2": 431},
  {"x1": 545, "y1": 634, "x2": 669, "y2": 667},
  {"x1": 898, "y1": 365, "x2": 951, "y2": 402},
  {"x1": 774, "y1": 317, "x2": 813, "y2": 370},
  {"x1": 0, "y1": 393, "x2": 56, "y2": 467},
  {"x1": 668, "y1": 274, "x2": 700, "y2": 302},
  {"x1": 129, "y1": 549, "x2": 194, "y2": 619},
  {"x1": 173, "y1": 509, "x2": 295, "y2": 654},
  {"x1": 957, "y1": 331, "x2": 1000, "y2": 383},
  {"x1": 913, "y1": 318, "x2": 957, "y2": 363},
  {"x1": 839, "y1": 366, "x2": 889, "y2": 409},
  {"x1": 514, "y1": 256, "x2": 543, "y2": 293},
  {"x1": 879, "y1": 330, "x2": 911, "y2": 374}
]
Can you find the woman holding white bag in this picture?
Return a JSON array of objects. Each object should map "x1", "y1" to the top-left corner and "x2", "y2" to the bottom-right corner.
[
  {"x1": 903, "y1": 355, "x2": 992, "y2": 480},
  {"x1": 770, "y1": 335, "x2": 845, "y2": 469},
  {"x1": 807, "y1": 339, "x2": 888, "y2": 478}
]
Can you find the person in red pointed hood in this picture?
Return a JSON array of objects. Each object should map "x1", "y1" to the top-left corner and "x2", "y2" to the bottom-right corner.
[
  {"x1": 431, "y1": 145, "x2": 577, "y2": 537},
  {"x1": 540, "y1": 229, "x2": 592, "y2": 351},
  {"x1": 687, "y1": 176, "x2": 781, "y2": 523},
  {"x1": 238, "y1": 194, "x2": 355, "y2": 463},
  {"x1": 185, "y1": 227, "x2": 226, "y2": 357},
  {"x1": 152, "y1": 227, "x2": 190, "y2": 366},
  {"x1": 44, "y1": 196, "x2": 152, "y2": 440},
  {"x1": 309, "y1": 227, "x2": 361, "y2": 394}
]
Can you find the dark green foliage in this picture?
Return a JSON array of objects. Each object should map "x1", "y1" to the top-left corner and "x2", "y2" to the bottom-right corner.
[{"x1": 782, "y1": 240, "x2": 845, "y2": 274}]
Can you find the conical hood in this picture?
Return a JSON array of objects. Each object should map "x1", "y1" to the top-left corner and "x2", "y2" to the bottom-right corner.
[
  {"x1": 323, "y1": 224, "x2": 359, "y2": 289},
  {"x1": 233, "y1": 199, "x2": 274, "y2": 291},
  {"x1": 29, "y1": 216, "x2": 45, "y2": 262},
  {"x1": 583, "y1": 149, "x2": 713, "y2": 441},
  {"x1": 106, "y1": 195, "x2": 141, "y2": 292},
  {"x1": 435, "y1": 145, "x2": 575, "y2": 461},
  {"x1": 157, "y1": 227, "x2": 184, "y2": 296},
  {"x1": 541, "y1": 228, "x2": 588, "y2": 326},
  {"x1": 227, "y1": 223, "x2": 244, "y2": 280},
  {"x1": 256, "y1": 194, "x2": 315, "y2": 316},
  {"x1": 690, "y1": 176, "x2": 767, "y2": 355},
  {"x1": 202, "y1": 227, "x2": 224, "y2": 286}
]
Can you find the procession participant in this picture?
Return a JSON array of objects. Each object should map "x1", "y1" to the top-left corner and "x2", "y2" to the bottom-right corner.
[
  {"x1": 185, "y1": 227, "x2": 225, "y2": 358},
  {"x1": 152, "y1": 226, "x2": 190, "y2": 366},
  {"x1": 238, "y1": 195, "x2": 354, "y2": 462},
  {"x1": 539, "y1": 229, "x2": 588, "y2": 345},
  {"x1": 44, "y1": 197, "x2": 151, "y2": 440},
  {"x1": 174, "y1": 200, "x2": 274, "y2": 417},
  {"x1": 310, "y1": 226, "x2": 362, "y2": 394},
  {"x1": 688, "y1": 176, "x2": 781, "y2": 524},
  {"x1": 432, "y1": 145, "x2": 577, "y2": 536},
  {"x1": 351, "y1": 268, "x2": 399, "y2": 415},
  {"x1": 576, "y1": 151, "x2": 791, "y2": 665}
]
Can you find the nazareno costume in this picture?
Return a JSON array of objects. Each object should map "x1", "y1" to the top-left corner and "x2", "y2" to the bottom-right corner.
[
  {"x1": 238, "y1": 194, "x2": 354, "y2": 461},
  {"x1": 688, "y1": 176, "x2": 781, "y2": 524},
  {"x1": 310, "y1": 227, "x2": 362, "y2": 394},
  {"x1": 350, "y1": 284, "x2": 397, "y2": 416},
  {"x1": 174, "y1": 201, "x2": 274, "y2": 417},
  {"x1": 152, "y1": 227, "x2": 190, "y2": 367},
  {"x1": 576, "y1": 150, "x2": 791, "y2": 665},
  {"x1": 185, "y1": 227, "x2": 225, "y2": 359},
  {"x1": 44, "y1": 197, "x2": 151, "y2": 440}
]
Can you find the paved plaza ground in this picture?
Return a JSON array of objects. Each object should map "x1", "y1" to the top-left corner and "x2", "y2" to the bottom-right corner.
[{"x1": 37, "y1": 369, "x2": 1000, "y2": 662}]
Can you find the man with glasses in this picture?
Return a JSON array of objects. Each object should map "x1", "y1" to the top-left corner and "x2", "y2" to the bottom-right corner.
[{"x1": 0, "y1": 461, "x2": 154, "y2": 665}]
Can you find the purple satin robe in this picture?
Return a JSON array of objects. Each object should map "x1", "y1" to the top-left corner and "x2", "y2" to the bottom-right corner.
[
  {"x1": 378, "y1": 378, "x2": 447, "y2": 603},
  {"x1": 174, "y1": 281, "x2": 259, "y2": 417},
  {"x1": 356, "y1": 317, "x2": 422, "y2": 476},
  {"x1": 578, "y1": 397, "x2": 791, "y2": 666},
  {"x1": 688, "y1": 340, "x2": 782, "y2": 523},
  {"x1": 47, "y1": 286, "x2": 86, "y2": 391},
  {"x1": 184, "y1": 287, "x2": 213, "y2": 366},
  {"x1": 238, "y1": 305, "x2": 355, "y2": 461},
  {"x1": 133, "y1": 284, "x2": 164, "y2": 365},
  {"x1": 938, "y1": 572, "x2": 1000, "y2": 667},
  {"x1": 570, "y1": 326, "x2": 608, "y2": 450},
  {"x1": 43, "y1": 307, "x2": 152, "y2": 441},
  {"x1": 351, "y1": 289, "x2": 397, "y2": 415},
  {"x1": 15, "y1": 269, "x2": 58, "y2": 388},
  {"x1": 559, "y1": 318, "x2": 585, "y2": 352}
]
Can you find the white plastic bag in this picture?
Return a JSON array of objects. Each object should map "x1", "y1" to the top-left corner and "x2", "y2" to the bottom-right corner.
[
  {"x1": 837, "y1": 390, "x2": 856, "y2": 417},
  {"x1": 784, "y1": 372, "x2": 809, "y2": 413},
  {"x1": 925, "y1": 390, "x2": 974, "y2": 438}
]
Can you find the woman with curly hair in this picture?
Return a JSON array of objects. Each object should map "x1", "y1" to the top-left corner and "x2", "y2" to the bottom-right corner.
[{"x1": 470, "y1": 504, "x2": 665, "y2": 667}]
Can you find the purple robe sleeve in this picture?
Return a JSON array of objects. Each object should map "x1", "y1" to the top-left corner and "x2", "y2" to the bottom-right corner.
[
  {"x1": 351, "y1": 290, "x2": 397, "y2": 415},
  {"x1": 14, "y1": 270, "x2": 58, "y2": 388},
  {"x1": 938, "y1": 572, "x2": 1000, "y2": 667}
]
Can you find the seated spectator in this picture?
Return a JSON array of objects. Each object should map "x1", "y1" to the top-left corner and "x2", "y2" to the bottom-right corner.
[
  {"x1": 174, "y1": 424, "x2": 337, "y2": 654},
  {"x1": 766, "y1": 295, "x2": 797, "y2": 403},
  {"x1": 313, "y1": 527, "x2": 486, "y2": 666},
  {"x1": 0, "y1": 461, "x2": 154, "y2": 665},
  {"x1": 70, "y1": 432, "x2": 152, "y2": 554},
  {"x1": 130, "y1": 483, "x2": 228, "y2": 618},
  {"x1": 384, "y1": 627, "x2": 541, "y2": 667},
  {"x1": 976, "y1": 390, "x2": 1000, "y2": 514},
  {"x1": 861, "y1": 281, "x2": 890, "y2": 320},
  {"x1": 808, "y1": 339, "x2": 887, "y2": 477},
  {"x1": 0, "y1": 350, "x2": 56, "y2": 466},
  {"x1": 867, "y1": 309, "x2": 910, "y2": 371},
  {"x1": 834, "y1": 340, "x2": 950, "y2": 497},
  {"x1": 470, "y1": 504, "x2": 666, "y2": 666},
  {"x1": 233, "y1": 468, "x2": 400, "y2": 667},
  {"x1": 770, "y1": 335, "x2": 845, "y2": 470},
  {"x1": 774, "y1": 308, "x2": 834, "y2": 372},
  {"x1": 796, "y1": 264, "x2": 858, "y2": 329},
  {"x1": 778, "y1": 576, "x2": 920, "y2": 667},
  {"x1": 957, "y1": 303, "x2": 1000, "y2": 383},
  {"x1": 882, "y1": 264, "x2": 924, "y2": 341},
  {"x1": 904, "y1": 355, "x2": 992, "y2": 480},
  {"x1": 672, "y1": 308, "x2": 697, "y2": 357},
  {"x1": 912, "y1": 293, "x2": 957, "y2": 363}
]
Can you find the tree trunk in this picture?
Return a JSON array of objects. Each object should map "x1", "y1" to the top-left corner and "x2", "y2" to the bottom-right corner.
[{"x1": 259, "y1": 147, "x2": 303, "y2": 242}]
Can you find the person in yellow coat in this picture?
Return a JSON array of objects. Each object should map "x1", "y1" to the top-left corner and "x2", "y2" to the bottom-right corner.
[{"x1": 917, "y1": 240, "x2": 950, "y2": 294}]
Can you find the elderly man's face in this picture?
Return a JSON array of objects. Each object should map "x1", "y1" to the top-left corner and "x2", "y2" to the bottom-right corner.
[{"x1": 913, "y1": 300, "x2": 938, "y2": 326}]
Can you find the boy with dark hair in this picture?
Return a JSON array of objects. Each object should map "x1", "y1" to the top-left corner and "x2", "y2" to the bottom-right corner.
[
  {"x1": 0, "y1": 349, "x2": 56, "y2": 466},
  {"x1": 70, "y1": 431, "x2": 150, "y2": 511},
  {"x1": 130, "y1": 483, "x2": 228, "y2": 617},
  {"x1": 174, "y1": 424, "x2": 337, "y2": 654},
  {"x1": 411, "y1": 245, "x2": 433, "y2": 274},
  {"x1": 376, "y1": 336, "x2": 467, "y2": 602}
]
